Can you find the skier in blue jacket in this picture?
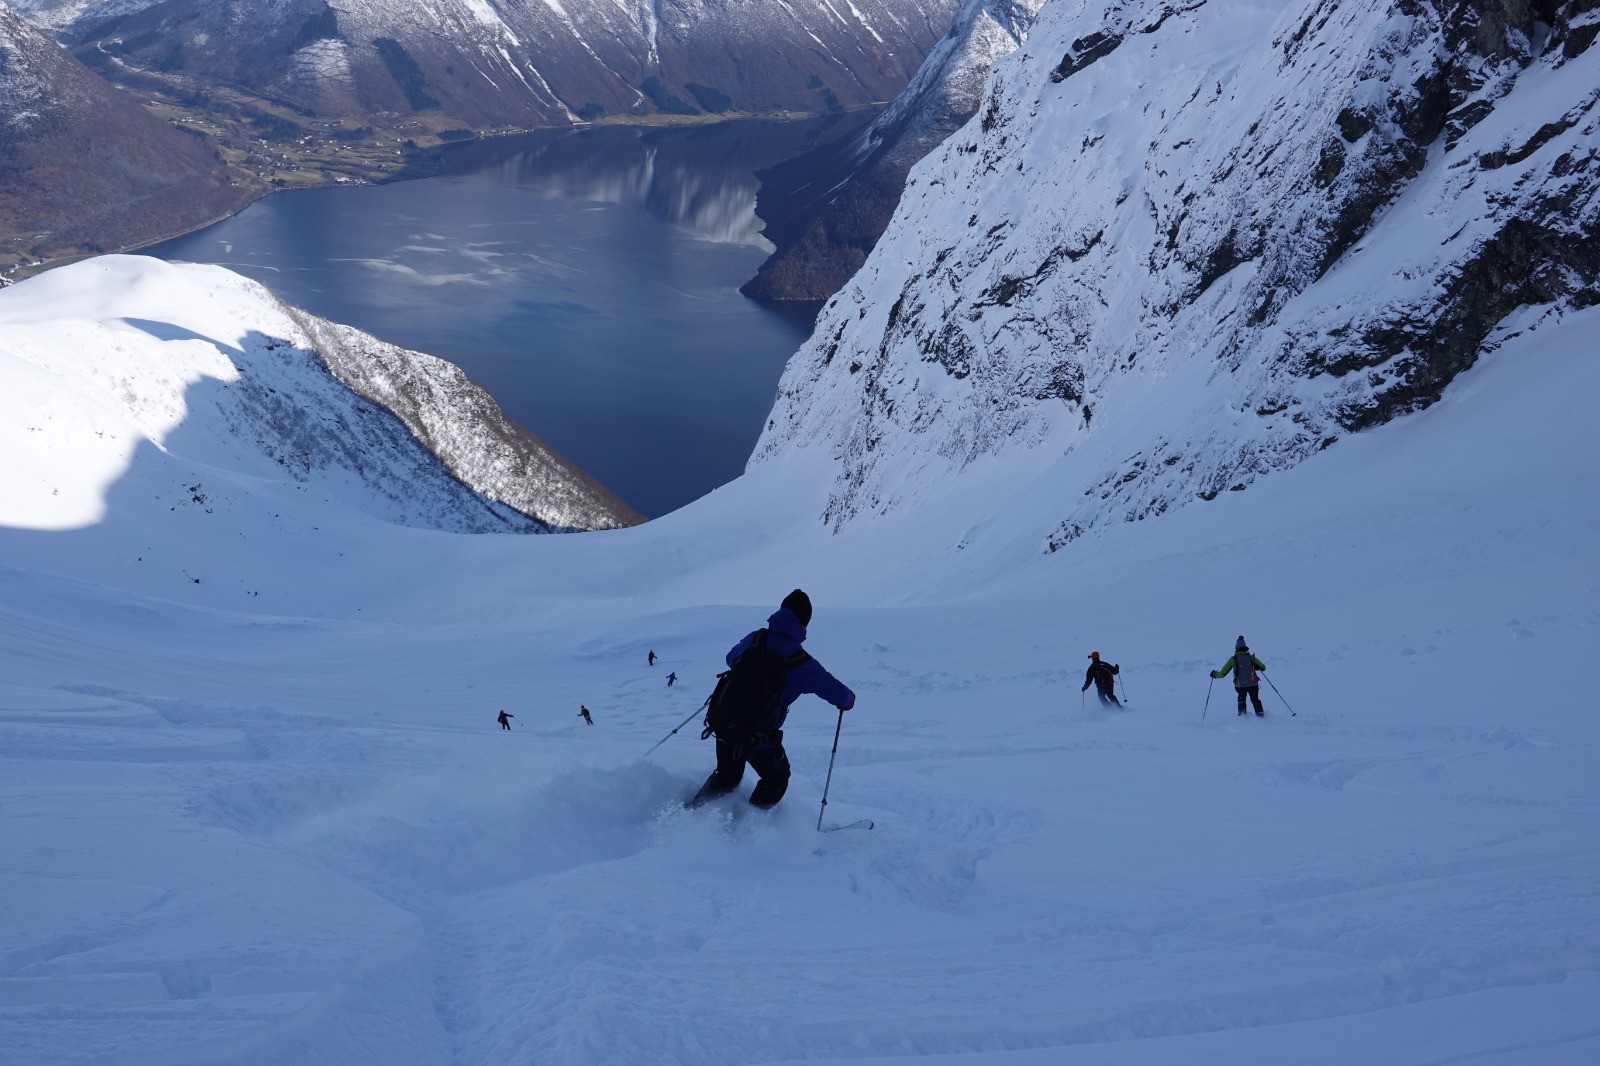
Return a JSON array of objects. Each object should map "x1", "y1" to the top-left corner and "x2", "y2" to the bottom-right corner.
[{"x1": 690, "y1": 589, "x2": 856, "y2": 810}]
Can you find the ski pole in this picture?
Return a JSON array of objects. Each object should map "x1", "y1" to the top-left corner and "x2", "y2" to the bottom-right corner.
[
  {"x1": 1080, "y1": 689, "x2": 1085, "y2": 713},
  {"x1": 816, "y1": 708, "x2": 846, "y2": 832},
  {"x1": 1118, "y1": 673, "x2": 1130, "y2": 703},
  {"x1": 1263, "y1": 674, "x2": 1297, "y2": 717},
  {"x1": 1201, "y1": 677, "x2": 1214, "y2": 722},
  {"x1": 641, "y1": 695, "x2": 711, "y2": 760}
]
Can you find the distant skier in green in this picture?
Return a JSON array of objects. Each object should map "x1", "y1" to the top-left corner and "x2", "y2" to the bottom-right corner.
[
  {"x1": 579, "y1": 705, "x2": 593, "y2": 725},
  {"x1": 497, "y1": 709, "x2": 514, "y2": 730},
  {"x1": 1212, "y1": 636, "x2": 1267, "y2": 716}
]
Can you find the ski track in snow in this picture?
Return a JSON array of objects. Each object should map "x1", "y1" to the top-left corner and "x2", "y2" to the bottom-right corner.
[
  {"x1": 0, "y1": 208, "x2": 1596, "y2": 1066},
  {"x1": 1, "y1": 296, "x2": 1598, "y2": 1062}
]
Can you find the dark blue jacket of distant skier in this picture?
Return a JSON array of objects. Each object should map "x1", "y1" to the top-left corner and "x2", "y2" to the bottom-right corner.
[{"x1": 726, "y1": 607, "x2": 856, "y2": 735}]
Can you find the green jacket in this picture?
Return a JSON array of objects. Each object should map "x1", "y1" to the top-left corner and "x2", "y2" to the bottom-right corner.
[{"x1": 1211, "y1": 653, "x2": 1265, "y2": 687}]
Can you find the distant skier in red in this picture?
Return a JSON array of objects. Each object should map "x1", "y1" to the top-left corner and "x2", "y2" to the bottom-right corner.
[
  {"x1": 1082, "y1": 651, "x2": 1121, "y2": 707},
  {"x1": 496, "y1": 709, "x2": 514, "y2": 730}
]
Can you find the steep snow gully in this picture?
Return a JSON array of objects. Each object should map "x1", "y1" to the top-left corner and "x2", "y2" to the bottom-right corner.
[
  {"x1": 1, "y1": 0, "x2": 1598, "y2": 1063},
  {"x1": 1, "y1": 277, "x2": 1597, "y2": 1063}
]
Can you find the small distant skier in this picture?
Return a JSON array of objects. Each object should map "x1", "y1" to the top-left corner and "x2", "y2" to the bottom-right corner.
[
  {"x1": 1212, "y1": 636, "x2": 1267, "y2": 716},
  {"x1": 666, "y1": 671, "x2": 677, "y2": 688},
  {"x1": 1082, "y1": 651, "x2": 1121, "y2": 707},
  {"x1": 690, "y1": 589, "x2": 856, "y2": 810},
  {"x1": 579, "y1": 705, "x2": 593, "y2": 725},
  {"x1": 648, "y1": 650, "x2": 657, "y2": 666},
  {"x1": 497, "y1": 709, "x2": 514, "y2": 730}
]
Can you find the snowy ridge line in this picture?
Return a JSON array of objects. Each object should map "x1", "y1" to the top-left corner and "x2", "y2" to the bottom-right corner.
[
  {"x1": 0, "y1": 256, "x2": 636, "y2": 534},
  {"x1": 754, "y1": 0, "x2": 1600, "y2": 548},
  {"x1": 41, "y1": 0, "x2": 965, "y2": 130},
  {"x1": 283, "y1": 306, "x2": 641, "y2": 532}
]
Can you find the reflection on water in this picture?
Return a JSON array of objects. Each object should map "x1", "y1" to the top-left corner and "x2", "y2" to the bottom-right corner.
[
  {"x1": 149, "y1": 113, "x2": 873, "y2": 518},
  {"x1": 456, "y1": 128, "x2": 774, "y2": 247}
]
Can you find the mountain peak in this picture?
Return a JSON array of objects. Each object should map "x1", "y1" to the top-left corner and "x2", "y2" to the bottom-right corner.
[{"x1": 756, "y1": 0, "x2": 1599, "y2": 547}]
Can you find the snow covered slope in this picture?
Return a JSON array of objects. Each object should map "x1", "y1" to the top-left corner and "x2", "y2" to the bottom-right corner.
[
  {"x1": 0, "y1": 275, "x2": 1595, "y2": 1061},
  {"x1": 62, "y1": 0, "x2": 961, "y2": 128},
  {"x1": 1, "y1": 5, "x2": 1597, "y2": 1058},
  {"x1": 0, "y1": 256, "x2": 637, "y2": 536},
  {"x1": 3, "y1": 0, "x2": 153, "y2": 32},
  {"x1": 758, "y1": 0, "x2": 1600, "y2": 545}
]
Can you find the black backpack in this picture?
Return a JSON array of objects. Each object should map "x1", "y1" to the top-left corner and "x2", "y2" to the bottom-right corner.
[{"x1": 701, "y1": 630, "x2": 810, "y2": 744}]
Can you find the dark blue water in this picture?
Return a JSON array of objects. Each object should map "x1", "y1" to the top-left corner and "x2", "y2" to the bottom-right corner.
[{"x1": 149, "y1": 116, "x2": 870, "y2": 518}]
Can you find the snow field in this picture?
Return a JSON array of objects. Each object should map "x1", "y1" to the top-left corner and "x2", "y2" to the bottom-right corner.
[{"x1": 0, "y1": 273, "x2": 1597, "y2": 1064}]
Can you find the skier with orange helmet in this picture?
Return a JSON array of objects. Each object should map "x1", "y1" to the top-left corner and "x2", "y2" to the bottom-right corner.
[{"x1": 1082, "y1": 651, "x2": 1121, "y2": 707}]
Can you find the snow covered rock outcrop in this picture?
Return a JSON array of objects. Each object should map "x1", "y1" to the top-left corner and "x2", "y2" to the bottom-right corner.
[
  {"x1": 4, "y1": 0, "x2": 152, "y2": 32},
  {"x1": 286, "y1": 309, "x2": 640, "y2": 531},
  {"x1": 0, "y1": 256, "x2": 637, "y2": 533},
  {"x1": 746, "y1": 0, "x2": 1043, "y2": 301},
  {"x1": 59, "y1": 0, "x2": 960, "y2": 129},
  {"x1": 0, "y1": 2, "x2": 247, "y2": 266},
  {"x1": 757, "y1": 0, "x2": 1600, "y2": 546}
]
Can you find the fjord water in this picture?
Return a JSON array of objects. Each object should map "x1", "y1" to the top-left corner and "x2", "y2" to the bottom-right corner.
[{"x1": 150, "y1": 116, "x2": 870, "y2": 518}]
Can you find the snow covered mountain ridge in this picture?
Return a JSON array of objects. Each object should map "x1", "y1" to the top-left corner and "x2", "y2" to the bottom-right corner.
[
  {"x1": 0, "y1": 257, "x2": 637, "y2": 535},
  {"x1": 42, "y1": 0, "x2": 961, "y2": 129},
  {"x1": 757, "y1": 0, "x2": 1599, "y2": 546}
]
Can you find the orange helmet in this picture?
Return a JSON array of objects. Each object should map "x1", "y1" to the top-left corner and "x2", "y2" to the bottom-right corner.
[{"x1": 1088, "y1": 651, "x2": 1100, "y2": 659}]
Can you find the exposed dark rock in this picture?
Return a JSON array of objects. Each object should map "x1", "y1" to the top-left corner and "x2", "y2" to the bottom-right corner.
[{"x1": 1051, "y1": 31, "x2": 1123, "y2": 82}]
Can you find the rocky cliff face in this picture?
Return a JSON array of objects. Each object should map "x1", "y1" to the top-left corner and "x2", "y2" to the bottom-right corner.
[
  {"x1": 60, "y1": 0, "x2": 960, "y2": 128},
  {"x1": 755, "y1": 0, "x2": 1599, "y2": 547},
  {"x1": 0, "y1": 1, "x2": 249, "y2": 268},
  {"x1": 745, "y1": 0, "x2": 1042, "y2": 302},
  {"x1": 286, "y1": 307, "x2": 641, "y2": 531}
]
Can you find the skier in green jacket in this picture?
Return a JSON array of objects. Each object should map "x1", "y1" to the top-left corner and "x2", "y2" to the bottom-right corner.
[{"x1": 1212, "y1": 636, "x2": 1267, "y2": 716}]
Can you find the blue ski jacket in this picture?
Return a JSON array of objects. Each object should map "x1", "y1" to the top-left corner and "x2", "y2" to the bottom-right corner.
[{"x1": 726, "y1": 607, "x2": 856, "y2": 733}]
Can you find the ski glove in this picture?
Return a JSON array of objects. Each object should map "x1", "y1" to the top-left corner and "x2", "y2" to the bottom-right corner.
[
  {"x1": 1210, "y1": 670, "x2": 1224, "y2": 679},
  {"x1": 839, "y1": 698, "x2": 855, "y2": 712}
]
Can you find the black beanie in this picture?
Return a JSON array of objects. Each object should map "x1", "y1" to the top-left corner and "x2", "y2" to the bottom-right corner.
[{"x1": 781, "y1": 588, "x2": 812, "y2": 627}]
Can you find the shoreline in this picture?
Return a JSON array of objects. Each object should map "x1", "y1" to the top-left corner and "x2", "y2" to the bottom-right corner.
[{"x1": 9, "y1": 105, "x2": 885, "y2": 284}]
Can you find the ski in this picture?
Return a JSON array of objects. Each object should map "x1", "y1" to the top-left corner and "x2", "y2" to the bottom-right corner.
[{"x1": 822, "y1": 819, "x2": 874, "y2": 832}]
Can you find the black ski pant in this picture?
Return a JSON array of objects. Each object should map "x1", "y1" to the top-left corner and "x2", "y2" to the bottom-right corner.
[
  {"x1": 690, "y1": 733, "x2": 791, "y2": 809},
  {"x1": 1094, "y1": 685, "x2": 1120, "y2": 707},
  {"x1": 499, "y1": 720, "x2": 510, "y2": 730},
  {"x1": 1236, "y1": 686, "x2": 1265, "y2": 715}
]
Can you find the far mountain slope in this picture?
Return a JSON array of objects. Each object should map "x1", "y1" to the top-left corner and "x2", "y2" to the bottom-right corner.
[
  {"x1": 4, "y1": 0, "x2": 153, "y2": 32},
  {"x1": 0, "y1": 1, "x2": 250, "y2": 271},
  {"x1": 745, "y1": 0, "x2": 1043, "y2": 302},
  {"x1": 63, "y1": 0, "x2": 961, "y2": 130},
  {"x1": 756, "y1": 0, "x2": 1600, "y2": 546}
]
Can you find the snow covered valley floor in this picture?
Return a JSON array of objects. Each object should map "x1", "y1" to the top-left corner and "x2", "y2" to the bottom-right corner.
[{"x1": 2, "y1": 294, "x2": 1598, "y2": 1063}]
